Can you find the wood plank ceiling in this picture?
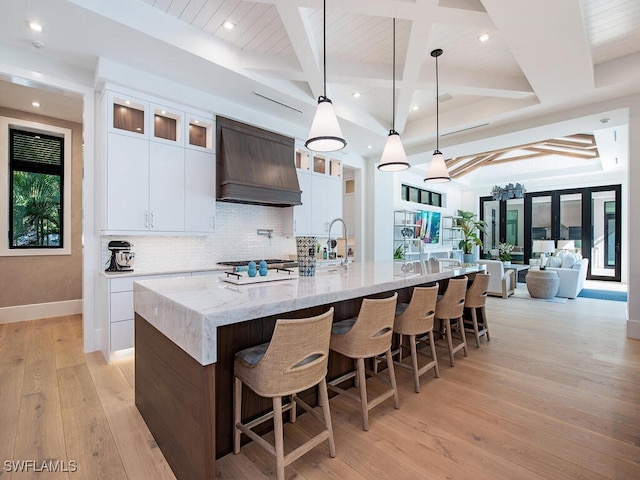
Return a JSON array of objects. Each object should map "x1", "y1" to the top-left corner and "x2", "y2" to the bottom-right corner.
[{"x1": 447, "y1": 134, "x2": 600, "y2": 179}]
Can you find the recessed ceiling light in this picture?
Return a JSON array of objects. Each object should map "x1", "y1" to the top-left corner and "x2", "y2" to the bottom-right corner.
[
  {"x1": 29, "y1": 22, "x2": 43, "y2": 32},
  {"x1": 478, "y1": 33, "x2": 490, "y2": 42},
  {"x1": 352, "y1": 92, "x2": 361, "y2": 98},
  {"x1": 194, "y1": 120, "x2": 199, "y2": 124},
  {"x1": 31, "y1": 101, "x2": 40, "y2": 108},
  {"x1": 125, "y1": 100, "x2": 130, "y2": 105},
  {"x1": 412, "y1": 105, "x2": 420, "y2": 111},
  {"x1": 223, "y1": 21, "x2": 235, "y2": 30},
  {"x1": 160, "y1": 110, "x2": 166, "y2": 115},
  {"x1": 367, "y1": 145, "x2": 372, "y2": 149}
]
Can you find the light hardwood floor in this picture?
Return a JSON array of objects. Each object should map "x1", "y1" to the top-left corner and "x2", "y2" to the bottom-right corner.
[{"x1": 0, "y1": 295, "x2": 638, "y2": 479}]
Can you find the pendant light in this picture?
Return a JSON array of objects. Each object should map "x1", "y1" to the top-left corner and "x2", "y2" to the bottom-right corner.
[
  {"x1": 424, "y1": 48, "x2": 451, "y2": 183},
  {"x1": 378, "y1": 18, "x2": 410, "y2": 172},
  {"x1": 305, "y1": 0, "x2": 346, "y2": 152}
]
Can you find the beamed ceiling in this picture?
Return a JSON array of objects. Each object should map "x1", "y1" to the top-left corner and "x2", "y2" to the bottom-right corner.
[{"x1": 0, "y1": 0, "x2": 638, "y2": 184}]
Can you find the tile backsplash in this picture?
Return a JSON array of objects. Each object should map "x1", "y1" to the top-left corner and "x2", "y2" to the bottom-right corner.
[{"x1": 101, "y1": 202, "x2": 296, "y2": 272}]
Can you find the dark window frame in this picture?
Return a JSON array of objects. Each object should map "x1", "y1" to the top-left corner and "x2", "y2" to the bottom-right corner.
[
  {"x1": 9, "y1": 128, "x2": 65, "y2": 249},
  {"x1": 401, "y1": 183, "x2": 442, "y2": 207}
]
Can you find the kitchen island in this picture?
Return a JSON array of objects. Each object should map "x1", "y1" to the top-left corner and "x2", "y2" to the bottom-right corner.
[{"x1": 133, "y1": 260, "x2": 484, "y2": 480}]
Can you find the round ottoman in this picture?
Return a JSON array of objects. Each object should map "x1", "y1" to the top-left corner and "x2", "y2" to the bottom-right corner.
[{"x1": 526, "y1": 269, "x2": 559, "y2": 299}]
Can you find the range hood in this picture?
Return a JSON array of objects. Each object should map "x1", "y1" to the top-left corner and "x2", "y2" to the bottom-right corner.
[{"x1": 216, "y1": 116, "x2": 301, "y2": 207}]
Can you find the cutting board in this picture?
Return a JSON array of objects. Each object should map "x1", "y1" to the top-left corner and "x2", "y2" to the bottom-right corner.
[{"x1": 221, "y1": 270, "x2": 298, "y2": 285}]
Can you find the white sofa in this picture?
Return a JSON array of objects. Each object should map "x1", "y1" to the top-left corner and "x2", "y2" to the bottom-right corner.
[
  {"x1": 545, "y1": 254, "x2": 589, "y2": 298},
  {"x1": 477, "y1": 259, "x2": 515, "y2": 298}
]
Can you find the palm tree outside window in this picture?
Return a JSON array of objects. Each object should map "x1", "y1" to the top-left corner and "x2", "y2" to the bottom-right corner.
[{"x1": 9, "y1": 128, "x2": 64, "y2": 248}]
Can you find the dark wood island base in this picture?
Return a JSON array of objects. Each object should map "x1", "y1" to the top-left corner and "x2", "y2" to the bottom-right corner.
[{"x1": 133, "y1": 262, "x2": 482, "y2": 480}]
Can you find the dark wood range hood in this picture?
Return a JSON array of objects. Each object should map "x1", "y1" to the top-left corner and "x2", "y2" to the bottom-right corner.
[{"x1": 216, "y1": 116, "x2": 301, "y2": 207}]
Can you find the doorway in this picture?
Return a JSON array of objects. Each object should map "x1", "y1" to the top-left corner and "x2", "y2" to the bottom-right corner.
[{"x1": 480, "y1": 184, "x2": 622, "y2": 281}]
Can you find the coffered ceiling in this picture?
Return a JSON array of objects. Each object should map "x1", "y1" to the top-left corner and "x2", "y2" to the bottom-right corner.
[{"x1": 0, "y1": 0, "x2": 638, "y2": 182}]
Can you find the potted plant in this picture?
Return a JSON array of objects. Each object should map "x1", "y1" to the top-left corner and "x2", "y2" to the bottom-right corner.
[
  {"x1": 456, "y1": 210, "x2": 487, "y2": 263},
  {"x1": 498, "y1": 242, "x2": 514, "y2": 264}
]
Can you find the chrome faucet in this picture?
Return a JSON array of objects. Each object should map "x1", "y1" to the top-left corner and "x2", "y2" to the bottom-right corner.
[{"x1": 328, "y1": 218, "x2": 349, "y2": 267}]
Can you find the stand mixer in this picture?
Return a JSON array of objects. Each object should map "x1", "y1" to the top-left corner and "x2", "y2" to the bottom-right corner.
[{"x1": 105, "y1": 240, "x2": 135, "y2": 272}]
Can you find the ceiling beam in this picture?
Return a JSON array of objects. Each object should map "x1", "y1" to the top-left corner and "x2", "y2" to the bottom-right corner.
[
  {"x1": 273, "y1": 0, "x2": 323, "y2": 99},
  {"x1": 480, "y1": 0, "x2": 594, "y2": 104}
]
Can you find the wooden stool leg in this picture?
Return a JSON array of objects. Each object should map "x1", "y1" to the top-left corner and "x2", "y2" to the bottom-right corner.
[
  {"x1": 471, "y1": 308, "x2": 481, "y2": 348},
  {"x1": 318, "y1": 377, "x2": 336, "y2": 457},
  {"x1": 458, "y1": 317, "x2": 468, "y2": 357},
  {"x1": 481, "y1": 306, "x2": 490, "y2": 341},
  {"x1": 385, "y1": 349, "x2": 400, "y2": 409},
  {"x1": 357, "y1": 358, "x2": 369, "y2": 431},
  {"x1": 445, "y1": 318, "x2": 455, "y2": 367},
  {"x1": 409, "y1": 334, "x2": 420, "y2": 393},
  {"x1": 428, "y1": 331, "x2": 440, "y2": 378},
  {"x1": 398, "y1": 334, "x2": 404, "y2": 363},
  {"x1": 233, "y1": 376, "x2": 242, "y2": 454},
  {"x1": 273, "y1": 396, "x2": 285, "y2": 480},
  {"x1": 290, "y1": 393, "x2": 297, "y2": 423}
]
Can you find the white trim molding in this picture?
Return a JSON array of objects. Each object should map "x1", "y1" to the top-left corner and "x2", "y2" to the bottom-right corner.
[{"x1": 0, "y1": 299, "x2": 82, "y2": 324}]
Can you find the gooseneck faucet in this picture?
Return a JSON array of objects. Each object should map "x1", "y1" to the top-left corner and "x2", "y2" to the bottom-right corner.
[{"x1": 327, "y1": 218, "x2": 349, "y2": 267}]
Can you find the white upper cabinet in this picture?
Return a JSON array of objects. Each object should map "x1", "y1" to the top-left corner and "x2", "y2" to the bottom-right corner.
[
  {"x1": 184, "y1": 149, "x2": 216, "y2": 232},
  {"x1": 107, "y1": 91, "x2": 149, "y2": 139},
  {"x1": 102, "y1": 87, "x2": 215, "y2": 234},
  {"x1": 149, "y1": 142, "x2": 185, "y2": 232},
  {"x1": 106, "y1": 133, "x2": 150, "y2": 231},
  {"x1": 151, "y1": 103, "x2": 185, "y2": 146},
  {"x1": 286, "y1": 148, "x2": 343, "y2": 236}
]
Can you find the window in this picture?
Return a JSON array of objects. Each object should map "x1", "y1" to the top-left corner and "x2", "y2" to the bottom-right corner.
[
  {"x1": 401, "y1": 183, "x2": 442, "y2": 207},
  {"x1": 9, "y1": 129, "x2": 64, "y2": 248},
  {"x1": 1, "y1": 117, "x2": 72, "y2": 256}
]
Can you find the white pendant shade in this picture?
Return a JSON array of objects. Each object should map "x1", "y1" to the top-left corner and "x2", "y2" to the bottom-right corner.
[
  {"x1": 305, "y1": 98, "x2": 346, "y2": 152},
  {"x1": 378, "y1": 131, "x2": 409, "y2": 171},
  {"x1": 424, "y1": 151, "x2": 451, "y2": 183}
]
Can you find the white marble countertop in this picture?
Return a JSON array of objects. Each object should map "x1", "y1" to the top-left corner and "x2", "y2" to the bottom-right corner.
[
  {"x1": 103, "y1": 265, "x2": 228, "y2": 278},
  {"x1": 133, "y1": 260, "x2": 484, "y2": 366}
]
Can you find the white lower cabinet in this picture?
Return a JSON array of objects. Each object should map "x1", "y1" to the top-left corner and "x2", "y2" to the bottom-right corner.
[{"x1": 107, "y1": 273, "x2": 188, "y2": 357}]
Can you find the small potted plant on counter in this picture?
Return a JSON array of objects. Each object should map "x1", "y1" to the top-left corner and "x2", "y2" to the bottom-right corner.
[
  {"x1": 456, "y1": 210, "x2": 487, "y2": 263},
  {"x1": 498, "y1": 242, "x2": 514, "y2": 265}
]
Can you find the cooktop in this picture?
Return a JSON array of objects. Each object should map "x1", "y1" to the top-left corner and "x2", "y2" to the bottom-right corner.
[{"x1": 218, "y1": 259, "x2": 297, "y2": 267}]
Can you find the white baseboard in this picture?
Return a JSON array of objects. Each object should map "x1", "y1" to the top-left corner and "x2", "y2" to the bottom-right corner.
[
  {"x1": 627, "y1": 319, "x2": 640, "y2": 339},
  {"x1": 0, "y1": 299, "x2": 82, "y2": 324}
]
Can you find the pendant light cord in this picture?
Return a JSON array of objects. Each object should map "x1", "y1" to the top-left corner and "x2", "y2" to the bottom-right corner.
[
  {"x1": 323, "y1": 0, "x2": 327, "y2": 99},
  {"x1": 392, "y1": 18, "x2": 396, "y2": 132},
  {"x1": 435, "y1": 51, "x2": 439, "y2": 151}
]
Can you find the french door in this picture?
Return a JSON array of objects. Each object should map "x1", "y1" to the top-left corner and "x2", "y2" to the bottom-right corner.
[{"x1": 481, "y1": 184, "x2": 621, "y2": 281}]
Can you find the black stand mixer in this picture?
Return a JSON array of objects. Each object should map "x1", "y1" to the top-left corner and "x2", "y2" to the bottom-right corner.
[{"x1": 105, "y1": 240, "x2": 135, "y2": 272}]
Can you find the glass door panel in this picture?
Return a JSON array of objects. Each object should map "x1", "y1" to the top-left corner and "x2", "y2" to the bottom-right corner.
[
  {"x1": 559, "y1": 193, "x2": 582, "y2": 256},
  {"x1": 531, "y1": 195, "x2": 552, "y2": 241},
  {"x1": 590, "y1": 190, "x2": 618, "y2": 279},
  {"x1": 506, "y1": 198, "x2": 524, "y2": 263},
  {"x1": 482, "y1": 199, "x2": 500, "y2": 258}
]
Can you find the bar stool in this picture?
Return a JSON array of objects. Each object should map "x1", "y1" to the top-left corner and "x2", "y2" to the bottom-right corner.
[
  {"x1": 328, "y1": 293, "x2": 399, "y2": 431},
  {"x1": 393, "y1": 285, "x2": 440, "y2": 393},
  {"x1": 464, "y1": 273, "x2": 490, "y2": 347},
  {"x1": 434, "y1": 277, "x2": 469, "y2": 367},
  {"x1": 233, "y1": 308, "x2": 336, "y2": 480}
]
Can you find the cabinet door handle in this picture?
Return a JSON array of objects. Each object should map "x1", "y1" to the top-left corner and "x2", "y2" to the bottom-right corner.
[
  {"x1": 294, "y1": 219, "x2": 297, "y2": 232},
  {"x1": 150, "y1": 211, "x2": 154, "y2": 229},
  {"x1": 145, "y1": 211, "x2": 149, "y2": 229}
]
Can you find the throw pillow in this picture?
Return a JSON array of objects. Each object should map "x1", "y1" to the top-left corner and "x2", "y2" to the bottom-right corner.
[
  {"x1": 546, "y1": 256, "x2": 563, "y2": 268},
  {"x1": 561, "y1": 253, "x2": 577, "y2": 269}
]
